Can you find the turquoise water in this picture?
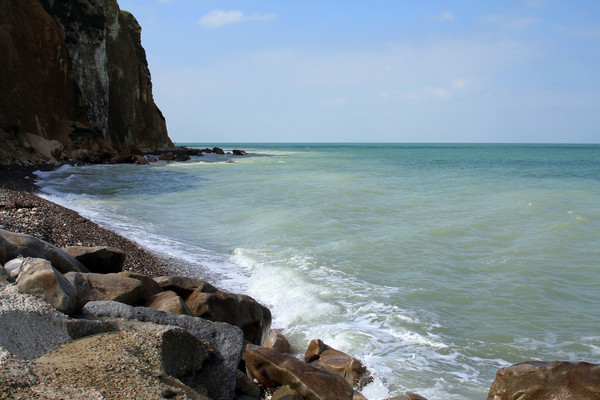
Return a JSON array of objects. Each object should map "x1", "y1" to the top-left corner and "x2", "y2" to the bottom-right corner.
[{"x1": 36, "y1": 143, "x2": 600, "y2": 399}]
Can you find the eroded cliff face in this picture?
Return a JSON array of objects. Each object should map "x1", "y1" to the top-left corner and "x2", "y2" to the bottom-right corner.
[{"x1": 0, "y1": 0, "x2": 173, "y2": 164}]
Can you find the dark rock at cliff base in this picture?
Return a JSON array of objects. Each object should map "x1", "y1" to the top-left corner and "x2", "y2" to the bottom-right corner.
[
  {"x1": 0, "y1": 0, "x2": 173, "y2": 164},
  {"x1": 487, "y1": 360, "x2": 600, "y2": 400}
]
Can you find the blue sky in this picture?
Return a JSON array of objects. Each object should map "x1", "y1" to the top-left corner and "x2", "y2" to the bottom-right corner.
[{"x1": 120, "y1": 0, "x2": 600, "y2": 143}]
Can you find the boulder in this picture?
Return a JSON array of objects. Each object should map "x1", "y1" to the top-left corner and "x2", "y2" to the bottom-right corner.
[
  {"x1": 213, "y1": 147, "x2": 225, "y2": 155},
  {"x1": 135, "y1": 154, "x2": 149, "y2": 165},
  {"x1": 244, "y1": 345, "x2": 354, "y2": 400},
  {"x1": 159, "y1": 152, "x2": 175, "y2": 161},
  {"x1": 0, "y1": 229, "x2": 88, "y2": 274},
  {"x1": 233, "y1": 149, "x2": 247, "y2": 156},
  {"x1": 487, "y1": 360, "x2": 600, "y2": 400},
  {"x1": 272, "y1": 386, "x2": 305, "y2": 400},
  {"x1": 62, "y1": 245, "x2": 126, "y2": 274},
  {"x1": 82, "y1": 300, "x2": 244, "y2": 400},
  {"x1": 147, "y1": 155, "x2": 158, "y2": 163},
  {"x1": 32, "y1": 326, "x2": 212, "y2": 400},
  {"x1": 64, "y1": 272, "x2": 145, "y2": 309},
  {"x1": 0, "y1": 291, "x2": 71, "y2": 359},
  {"x1": 236, "y1": 369, "x2": 261, "y2": 400},
  {"x1": 174, "y1": 153, "x2": 191, "y2": 162},
  {"x1": 264, "y1": 329, "x2": 291, "y2": 354},
  {"x1": 117, "y1": 271, "x2": 163, "y2": 299},
  {"x1": 186, "y1": 289, "x2": 272, "y2": 345},
  {"x1": 154, "y1": 275, "x2": 217, "y2": 297},
  {"x1": 144, "y1": 290, "x2": 192, "y2": 316},
  {"x1": 305, "y1": 339, "x2": 370, "y2": 388},
  {"x1": 0, "y1": 234, "x2": 8, "y2": 264},
  {"x1": 4, "y1": 257, "x2": 24, "y2": 281},
  {"x1": 16, "y1": 258, "x2": 76, "y2": 316}
]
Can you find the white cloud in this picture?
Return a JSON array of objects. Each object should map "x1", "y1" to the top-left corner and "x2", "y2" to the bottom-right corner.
[
  {"x1": 435, "y1": 10, "x2": 456, "y2": 21},
  {"x1": 198, "y1": 9, "x2": 276, "y2": 29}
]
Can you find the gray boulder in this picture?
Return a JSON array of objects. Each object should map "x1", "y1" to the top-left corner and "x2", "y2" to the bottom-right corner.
[
  {"x1": 62, "y1": 246, "x2": 126, "y2": 273},
  {"x1": 0, "y1": 291, "x2": 71, "y2": 359},
  {"x1": 0, "y1": 229, "x2": 88, "y2": 274},
  {"x1": 154, "y1": 275, "x2": 218, "y2": 297},
  {"x1": 82, "y1": 300, "x2": 244, "y2": 400},
  {"x1": 3, "y1": 257, "x2": 23, "y2": 281},
  {"x1": 16, "y1": 258, "x2": 76, "y2": 316}
]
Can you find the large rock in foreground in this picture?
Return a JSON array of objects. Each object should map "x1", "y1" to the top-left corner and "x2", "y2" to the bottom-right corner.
[
  {"x1": 82, "y1": 300, "x2": 244, "y2": 400},
  {"x1": 244, "y1": 345, "x2": 354, "y2": 400},
  {"x1": 487, "y1": 360, "x2": 600, "y2": 400}
]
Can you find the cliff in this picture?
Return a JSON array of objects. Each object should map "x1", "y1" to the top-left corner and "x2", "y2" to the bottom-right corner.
[{"x1": 0, "y1": 0, "x2": 174, "y2": 164}]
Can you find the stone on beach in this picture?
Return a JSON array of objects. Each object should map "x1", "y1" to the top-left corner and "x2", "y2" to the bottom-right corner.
[
  {"x1": 264, "y1": 328, "x2": 291, "y2": 354},
  {"x1": 3, "y1": 257, "x2": 24, "y2": 281},
  {"x1": 154, "y1": 275, "x2": 218, "y2": 297},
  {"x1": 0, "y1": 229, "x2": 88, "y2": 274},
  {"x1": 186, "y1": 288, "x2": 272, "y2": 345},
  {"x1": 64, "y1": 272, "x2": 147, "y2": 309},
  {"x1": 117, "y1": 270, "x2": 163, "y2": 299},
  {"x1": 305, "y1": 339, "x2": 370, "y2": 389},
  {"x1": 144, "y1": 290, "x2": 192, "y2": 315},
  {"x1": 16, "y1": 257, "x2": 76, "y2": 316},
  {"x1": 244, "y1": 344, "x2": 354, "y2": 400},
  {"x1": 62, "y1": 245, "x2": 126, "y2": 273},
  {"x1": 0, "y1": 291, "x2": 72, "y2": 360},
  {"x1": 487, "y1": 360, "x2": 600, "y2": 400},
  {"x1": 82, "y1": 300, "x2": 244, "y2": 400}
]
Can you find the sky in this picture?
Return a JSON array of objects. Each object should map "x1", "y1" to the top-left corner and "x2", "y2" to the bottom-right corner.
[{"x1": 119, "y1": 0, "x2": 600, "y2": 143}]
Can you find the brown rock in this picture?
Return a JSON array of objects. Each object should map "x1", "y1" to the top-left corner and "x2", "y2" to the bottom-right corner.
[
  {"x1": 144, "y1": 290, "x2": 192, "y2": 316},
  {"x1": 0, "y1": 229, "x2": 88, "y2": 274},
  {"x1": 16, "y1": 257, "x2": 76, "y2": 315},
  {"x1": 487, "y1": 360, "x2": 600, "y2": 400},
  {"x1": 159, "y1": 152, "x2": 175, "y2": 161},
  {"x1": 272, "y1": 385, "x2": 304, "y2": 400},
  {"x1": 244, "y1": 345, "x2": 353, "y2": 400},
  {"x1": 135, "y1": 154, "x2": 149, "y2": 165},
  {"x1": 264, "y1": 329, "x2": 291, "y2": 354},
  {"x1": 62, "y1": 245, "x2": 126, "y2": 274},
  {"x1": 120, "y1": 145, "x2": 144, "y2": 156},
  {"x1": 64, "y1": 272, "x2": 145, "y2": 308},
  {"x1": 147, "y1": 155, "x2": 158, "y2": 163},
  {"x1": 305, "y1": 339, "x2": 370, "y2": 388},
  {"x1": 117, "y1": 271, "x2": 163, "y2": 299},
  {"x1": 186, "y1": 289, "x2": 271, "y2": 345},
  {"x1": 154, "y1": 275, "x2": 217, "y2": 297}
]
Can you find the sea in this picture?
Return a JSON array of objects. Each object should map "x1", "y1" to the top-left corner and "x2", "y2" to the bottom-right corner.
[{"x1": 34, "y1": 143, "x2": 600, "y2": 399}]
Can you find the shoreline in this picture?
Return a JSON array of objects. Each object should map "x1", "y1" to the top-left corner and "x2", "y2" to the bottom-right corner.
[{"x1": 0, "y1": 164, "x2": 179, "y2": 277}]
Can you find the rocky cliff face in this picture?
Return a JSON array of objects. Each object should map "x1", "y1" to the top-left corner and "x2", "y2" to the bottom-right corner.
[{"x1": 0, "y1": 0, "x2": 173, "y2": 164}]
